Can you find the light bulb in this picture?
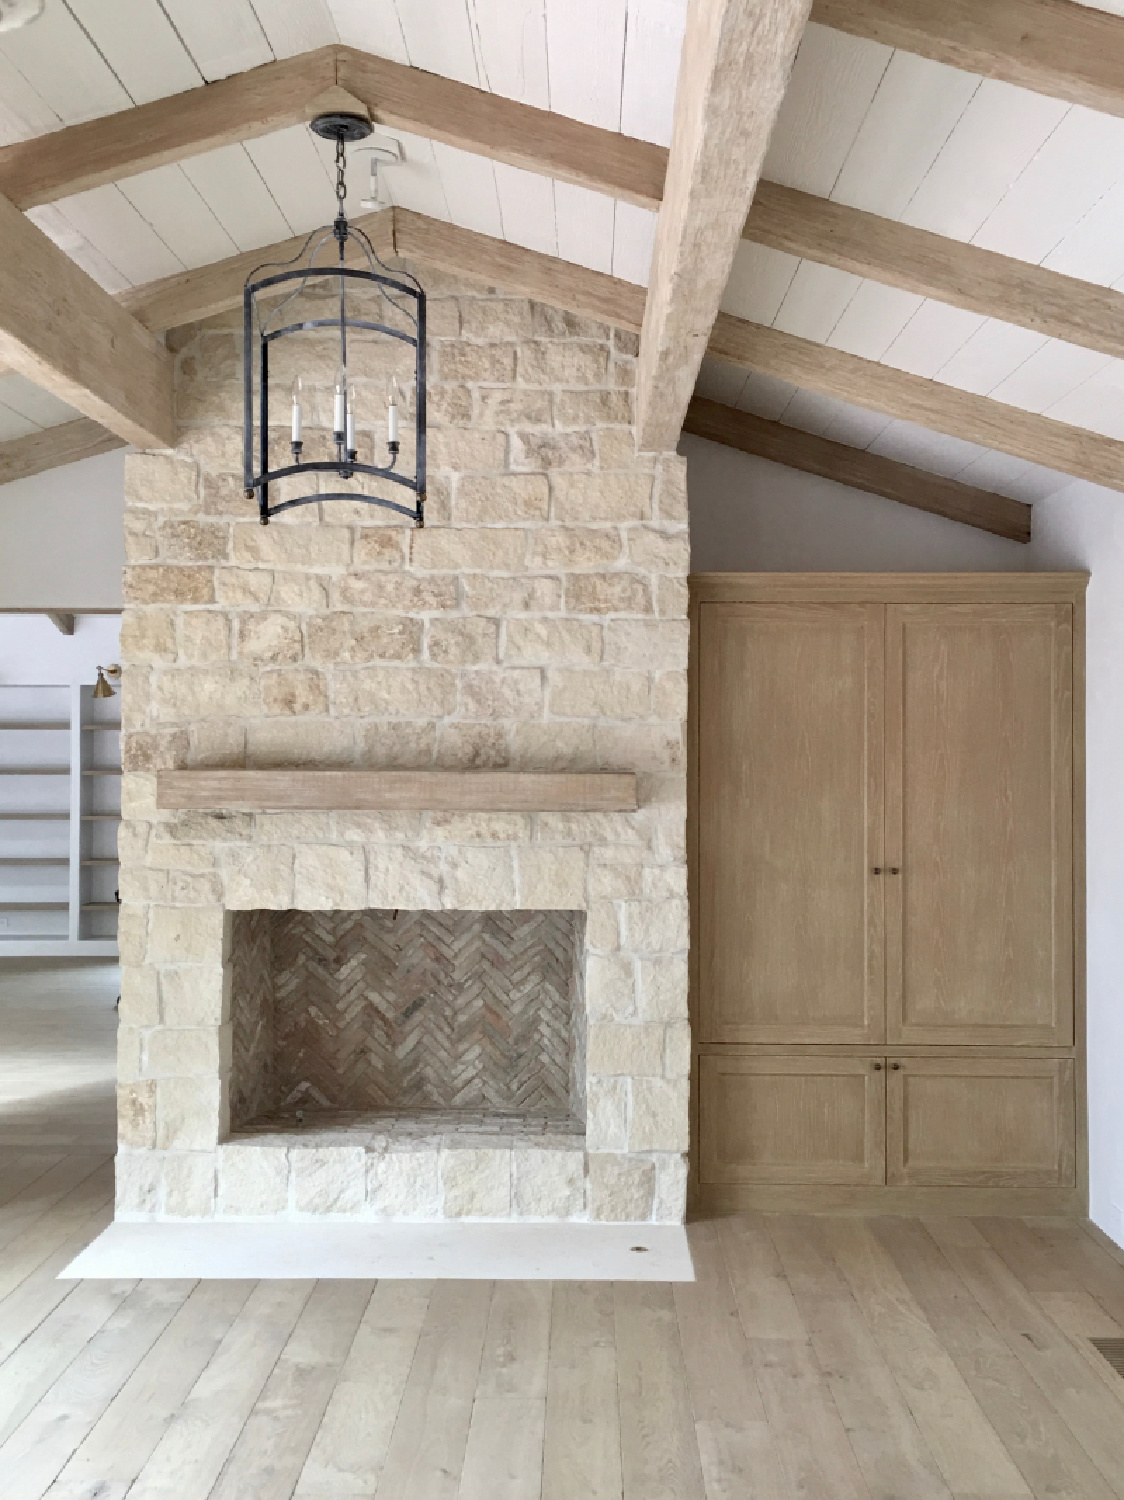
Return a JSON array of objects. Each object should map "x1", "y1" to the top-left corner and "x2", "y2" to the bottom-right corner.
[
  {"x1": 291, "y1": 375, "x2": 303, "y2": 444},
  {"x1": 333, "y1": 365, "x2": 347, "y2": 437}
]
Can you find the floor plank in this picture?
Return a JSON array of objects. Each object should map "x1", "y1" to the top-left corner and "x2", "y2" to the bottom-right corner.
[
  {"x1": 541, "y1": 1282, "x2": 622, "y2": 1500},
  {"x1": 615, "y1": 1281, "x2": 706, "y2": 1500},
  {"x1": 460, "y1": 1395, "x2": 546, "y2": 1500}
]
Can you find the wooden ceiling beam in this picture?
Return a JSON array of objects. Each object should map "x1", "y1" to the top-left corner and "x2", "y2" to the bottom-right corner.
[
  {"x1": 0, "y1": 419, "x2": 124, "y2": 489},
  {"x1": 708, "y1": 310, "x2": 1124, "y2": 491},
  {"x1": 0, "y1": 193, "x2": 172, "y2": 450},
  {"x1": 811, "y1": 0, "x2": 1124, "y2": 118},
  {"x1": 637, "y1": 0, "x2": 812, "y2": 451},
  {"x1": 683, "y1": 394, "x2": 1032, "y2": 540}
]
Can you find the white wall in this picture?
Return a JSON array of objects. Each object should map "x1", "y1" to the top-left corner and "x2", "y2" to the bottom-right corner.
[
  {"x1": 0, "y1": 613, "x2": 121, "y2": 687},
  {"x1": 684, "y1": 434, "x2": 1124, "y2": 1246},
  {"x1": 0, "y1": 451, "x2": 125, "y2": 609}
]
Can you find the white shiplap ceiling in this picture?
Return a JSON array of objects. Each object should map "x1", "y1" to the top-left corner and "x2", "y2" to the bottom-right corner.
[{"x1": 2, "y1": 0, "x2": 1124, "y2": 513}]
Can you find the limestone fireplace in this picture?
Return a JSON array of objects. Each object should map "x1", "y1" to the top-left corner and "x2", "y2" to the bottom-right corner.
[{"x1": 114, "y1": 263, "x2": 690, "y2": 1225}]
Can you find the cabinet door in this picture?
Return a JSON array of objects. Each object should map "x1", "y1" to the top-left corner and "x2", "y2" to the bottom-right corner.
[
  {"x1": 699, "y1": 1054, "x2": 886, "y2": 1185},
  {"x1": 886, "y1": 604, "x2": 1073, "y2": 1045},
  {"x1": 698, "y1": 603, "x2": 885, "y2": 1044},
  {"x1": 887, "y1": 1057, "x2": 1075, "y2": 1187}
]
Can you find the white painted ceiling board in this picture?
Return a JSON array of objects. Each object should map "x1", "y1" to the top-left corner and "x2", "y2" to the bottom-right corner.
[
  {"x1": 620, "y1": 0, "x2": 688, "y2": 146},
  {"x1": 720, "y1": 242, "x2": 799, "y2": 326},
  {"x1": 65, "y1": 0, "x2": 204, "y2": 103},
  {"x1": 0, "y1": 403, "x2": 38, "y2": 443},
  {"x1": 0, "y1": 51, "x2": 60, "y2": 144},
  {"x1": 245, "y1": 127, "x2": 337, "y2": 236},
  {"x1": 781, "y1": 387, "x2": 858, "y2": 438},
  {"x1": 248, "y1": 0, "x2": 339, "y2": 56},
  {"x1": 545, "y1": 0, "x2": 627, "y2": 129},
  {"x1": 158, "y1": 0, "x2": 273, "y2": 80},
  {"x1": 428, "y1": 143, "x2": 504, "y2": 239},
  {"x1": 0, "y1": 375, "x2": 78, "y2": 430},
  {"x1": 934, "y1": 320, "x2": 1049, "y2": 398},
  {"x1": 368, "y1": 129, "x2": 453, "y2": 223},
  {"x1": 1048, "y1": 370, "x2": 1124, "y2": 439},
  {"x1": 830, "y1": 52, "x2": 981, "y2": 218},
  {"x1": 179, "y1": 144, "x2": 293, "y2": 252},
  {"x1": 56, "y1": 183, "x2": 184, "y2": 285},
  {"x1": 772, "y1": 262, "x2": 862, "y2": 343},
  {"x1": 610, "y1": 202, "x2": 656, "y2": 288},
  {"x1": 694, "y1": 358, "x2": 749, "y2": 407},
  {"x1": 973, "y1": 108, "x2": 1124, "y2": 263},
  {"x1": 467, "y1": 0, "x2": 551, "y2": 106},
  {"x1": 900, "y1": 81, "x2": 1068, "y2": 243},
  {"x1": 493, "y1": 162, "x2": 558, "y2": 258},
  {"x1": 880, "y1": 302, "x2": 988, "y2": 379},
  {"x1": 1043, "y1": 181, "x2": 1124, "y2": 287},
  {"x1": 118, "y1": 165, "x2": 240, "y2": 270},
  {"x1": 826, "y1": 281, "x2": 924, "y2": 362},
  {"x1": 27, "y1": 202, "x2": 132, "y2": 293},
  {"x1": 734, "y1": 370, "x2": 800, "y2": 422},
  {"x1": 989, "y1": 341, "x2": 1114, "y2": 414},
  {"x1": 763, "y1": 24, "x2": 891, "y2": 197},
  {"x1": 393, "y1": 0, "x2": 480, "y2": 87},
  {"x1": 868, "y1": 420, "x2": 991, "y2": 480},
  {"x1": 325, "y1": 0, "x2": 408, "y2": 58},
  {"x1": 819, "y1": 399, "x2": 894, "y2": 451},
  {"x1": 555, "y1": 182, "x2": 616, "y2": 276},
  {"x1": 0, "y1": 1, "x2": 131, "y2": 124}
]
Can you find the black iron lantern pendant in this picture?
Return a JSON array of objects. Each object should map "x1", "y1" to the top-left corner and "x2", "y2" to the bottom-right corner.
[{"x1": 243, "y1": 112, "x2": 426, "y2": 527}]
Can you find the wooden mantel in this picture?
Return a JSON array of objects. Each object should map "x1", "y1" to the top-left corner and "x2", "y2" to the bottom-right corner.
[{"x1": 155, "y1": 770, "x2": 638, "y2": 813}]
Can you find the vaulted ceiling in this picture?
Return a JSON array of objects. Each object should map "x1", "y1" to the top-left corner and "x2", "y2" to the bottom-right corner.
[{"x1": 2, "y1": 0, "x2": 1124, "y2": 542}]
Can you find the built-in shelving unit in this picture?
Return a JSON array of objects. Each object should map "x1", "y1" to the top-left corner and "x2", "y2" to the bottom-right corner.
[{"x1": 0, "y1": 685, "x2": 119, "y2": 957}]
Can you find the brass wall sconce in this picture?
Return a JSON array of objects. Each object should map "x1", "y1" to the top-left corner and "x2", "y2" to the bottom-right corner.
[{"x1": 93, "y1": 664, "x2": 122, "y2": 698}]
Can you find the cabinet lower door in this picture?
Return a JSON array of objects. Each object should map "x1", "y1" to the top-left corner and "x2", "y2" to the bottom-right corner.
[
  {"x1": 887, "y1": 1057, "x2": 1076, "y2": 1187},
  {"x1": 699, "y1": 1054, "x2": 885, "y2": 1186}
]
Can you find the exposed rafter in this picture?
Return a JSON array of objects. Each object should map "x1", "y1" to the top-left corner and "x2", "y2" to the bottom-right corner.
[
  {"x1": 0, "y1": 189, "x2": 171, "y2": 450},
  {"x1": 683, "y1": 395, "x2": 1032, "y2": 541},
  {"x1": 708, "y1": 311, "x2": 1124, "y2": 491},
  {"x1": 811, "y1": 0, "x2": 1124, "y2": 117},
  {"x1": 745, "y1": 182, "x2": 1124, "y2": 364},
  {"x1": 637, "y1": 0, "x2": 812, "y2": 451},
  {"x1": 0, "y1": 419, "x2": 124, "y2": 489}
]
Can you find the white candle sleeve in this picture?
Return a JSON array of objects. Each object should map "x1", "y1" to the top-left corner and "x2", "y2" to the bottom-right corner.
[
  {"x1": 291, "y1": 397, "x2": 301, "y2": 443},
  {"x1": 387, "y1": 401, "x2": 399, "y2": 444},
  {"x1": 334, "y1": 388, "x2": 346, "y2": 434},
  {"x1": 346, "y1": 402, "x2": 355, "y2": 452}
]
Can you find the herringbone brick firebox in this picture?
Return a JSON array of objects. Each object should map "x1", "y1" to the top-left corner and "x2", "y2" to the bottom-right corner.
[{"x1": 229, "y1": 908, "x2": 585, "y2": 1126}]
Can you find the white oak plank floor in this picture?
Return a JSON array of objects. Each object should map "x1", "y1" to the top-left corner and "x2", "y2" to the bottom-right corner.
[{"x1": 2, "y1": 967, "x2": 1124, "y2": 1497}]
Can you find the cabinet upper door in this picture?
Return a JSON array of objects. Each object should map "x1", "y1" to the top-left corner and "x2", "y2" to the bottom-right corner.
[
  {"x1": 886, "y1": 603, "x2": 1074, "y2": 1045},
  {"x1": 697, "y1": 602, "x2": 885, "y2": 1044}
]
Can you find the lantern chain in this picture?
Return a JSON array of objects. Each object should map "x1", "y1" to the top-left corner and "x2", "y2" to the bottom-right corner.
[{"x1": 335, "y1": 135, "x2": 347, "y2": 219}]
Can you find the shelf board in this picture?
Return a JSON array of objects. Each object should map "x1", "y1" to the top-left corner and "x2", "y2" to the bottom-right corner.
[
  {"x1": 80, "y1": 901, "x2": 120, "y2": 911},
  {"x1": 82, "y1": 769, "x2": 121, "y2": 777},
  {"x1": 81, "y1": 857, "x2": 120, "y2": 866},
  {"x1": 0, "y1": 812, "x2": 68, "y2": 821},
  {"x1": 156, "y1": 769, "x2": 639, "y2": 813},
  {"x1": 0, "y1": 901, "x2": 68, "y2": 910},
  {"x1": 0, "y1": 767, "x2": 69, "y2": 775},
  {"x1": 82, "y1": 723, "x2": 121, "y2": 731},
  {"x1": 0, "y1": 722, "x2": 69, "y2": 731},
  {"x1": 81, "y1": 814, "x2": 121, "y2": 821},
  {"x1": 0, "y1": 857, "x2": 67, "y2": 865}
]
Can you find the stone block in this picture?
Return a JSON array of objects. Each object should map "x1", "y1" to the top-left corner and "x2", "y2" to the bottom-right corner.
[
  {"x1": 236, "y1": 611, "x2": 303, "y2": 664},
  {"x1": 657, "y1": 576, "x2": 689, "y2": 619},
  {"x1": 246, "y1": 718, "x2": 356, "y2": 767},
  {"x1": 629, "y1": 1078, "x2": 689, "y2": 1153},
  {"x1": 513, "y1": 1147, "x2": 586, "y2": 1219},
  {"x1": 528, "y1": 527, "x2": 622, "y2": 570},
  {"x1": 332, "y1": 666, "x2": 457, "y2": 719},
  {"x1": 116, "y1": 1150, "x2": 164, "y2": 1217},
  {"x1": 367, "y1": 1145, "x2": 441, "y2": 1220},
  {"x1": 475, "y1": 387, "x2": 552, "y2": 427},
  {"x1": 261, "y1": 669, "x2": 329, "y2": 716},
  {"x1": 437, "y1": 341, "x2": 516, "y2": 384},
  {"x1": 232, "y1": 523, "x2": 351, "y2": 568},
  {"x1": 586, "y1": 953, "x2": 636, "y2": 1019},
  {"x1": 148, "y1": 905, "x2": 227, "y2": 965},
  {"x1": 154, "y1": 666, "x2": 260, "y2": 720},
  {"x1": 352, "y1": 529, "x2": 409, "y2": 568},
  {"x1": 510, "y1": 430, "x2": 595, "y2": 471},
  {"x1": 587, "y1": 1022, "x2": 664, "y2": 1077},
  {"x1": 517, "y1": 341, "x2": 608, "y2": 386},
  {"x1": 442, "y1": 845, "x2": 516, "y2": 907},
  {"x1": 294, "y1": 844, "x2": 367, "y2": 909},
  {"x1": 655, "y1": 454, "x2": 689, "y2": 523},
  {"x1": 585, "y1": 901, "x2": 621, "y2": 951},
  {"x1": 516, "y1": 845, "x2": 587, "y2": 908},
  {"x1": 460, "y1": 298, "x2": 533, "y2": 339},
  {"x1": 119, "y1": 609, "x2": 177, "y2": 663},
  {"x1": 223, "y1": 845, "x2": 294, "y2": 909},
  {"x1": 587, "y1": 1154, "x2": 655, "y2": 1222},
  {"x1": 292, "y1": 1147, "x2": 366, "y2": 1215},
  {"x1": 429, "y1": 427, "x2": 508, "y2": 471},
  {"x1": 653, "y1": 1154, "x2": 688, "y2": 1224},
  {"x1": 589, "y1": 860, "x2": 644, "y2": 900},
  {"x1": 125, "y1": 452, "x2": 199, "y2": 510},
  {"x1": 410, "y1": 527, "x2": 527, "y2": 573},
  {"x1": 436, "y1": 722, "x2": 510, "y2": 769},
  {"x1": 430, "y1": 385, "x2": 474, "y2": 424},
  {"x1": 455, "y1": 473, "x2": 549, "y2": 523},
  {"x1": 163, "y1": 1152, "x2": 217, "y2": 1218},
  {"x1": 219, "y1": 1143, "x2": 290, "y2": 1216},
  {"x1": 586, "y1": 1077, "x2": 628, "y2": 1151},
  {"x1": 654, "y1": 671, "x2": 688, "y2": 721},
  {"x1": 156, "y1": 1077, "x2": 225, "y2": 1150},
  {"x1": 360, "y1": 720, "x2": 437, "y2": 767},
  {"x1": 427, "y1": 617, "x2": 498, "y2": 665},
  {"x1": 565, "y1": 573, "x2": 652, "y2": 616},
  {"x1": 554, "y1": 388, "x2": 633, "y2": 427},
  {"x1": 124, "y1": 513, "x2": 158, "y2": 562},
  {"x1": 161, "y1": 964, "x2": 230, "y2": 1027},
  {"x1": 119, "y1": 965, "x2": 160, "y2": 1026},
  {"x1": 179, "y1": 612, "x2": 231, "y2": 663},
  {"x1": 440, "y1": 1147, "x2": 512, "y2": 1218},
  {"x1": 158, "y1": 519, "x2": 229, "y2": 563},
  {"x1": 552, "y1": 471, "x2": 652, "y2": 523},
  {"x1": 334, "y1": 572, "x2": 458, "y2": 612},
  {"x1": 124, "y1": 566, "x2": 214, "y2": 605},
  {"x1": 462, "y1": 575, "x2": 562, "y2": 614},
  {"x1": 269, "y1": 572, "x2": 330, "y2": 610},
  {"x1": 531, "y1": 304, "x2": 608, "y2": 340},
  {"x1": 626, "y1": 526, "x2": 690, "y2": 574},
  {"x1": 307, "y1": 613, "x2": 422, "y2": 664},
  {"x1": 548, "y1": 670, "x2": 649, "y2": 720},
  {"x1": 458, "y1": 669, "x2": 543, "y2": 719},
  {"x1": 604, "y1": 620, "x2": 688, "y2": 670},
  {"x1": 118, "y1": 1081, "x2": 157, "y2": 1148},
  {"x1": 621, "y1": 899, "x2": 689, "y2": 954},
  {"x1": 597, "y1": 429, "x2": 654, "y2": 469},
  {"x1": 426, "y1": 811, "x2": 529, "y2": 843},
  {"x1": 367, "y1": 845, "x2": 443, "y2": 908},
  {"x1": 216, "y1": 567, "x2": 274, "y2": 607},
  {"x1": 595, "y1": 724, "x2": 682, "y2": 773},
  {"x1": 503, "y1": 619, "x2": 602, "y2": 665},
  {"x1": 146, "y1": 1026, "x2": 229, "y2": 1078}
]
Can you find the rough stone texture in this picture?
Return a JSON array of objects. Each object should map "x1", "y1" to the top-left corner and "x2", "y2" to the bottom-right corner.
[{"x1": 117, "y1": 268, "x2": 689, "y2": 1225}]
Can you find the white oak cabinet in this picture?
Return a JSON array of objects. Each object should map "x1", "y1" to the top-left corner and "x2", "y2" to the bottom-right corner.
[{"x1": 691, "y1": 575, "x2": 1085, "y2": 1211}]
